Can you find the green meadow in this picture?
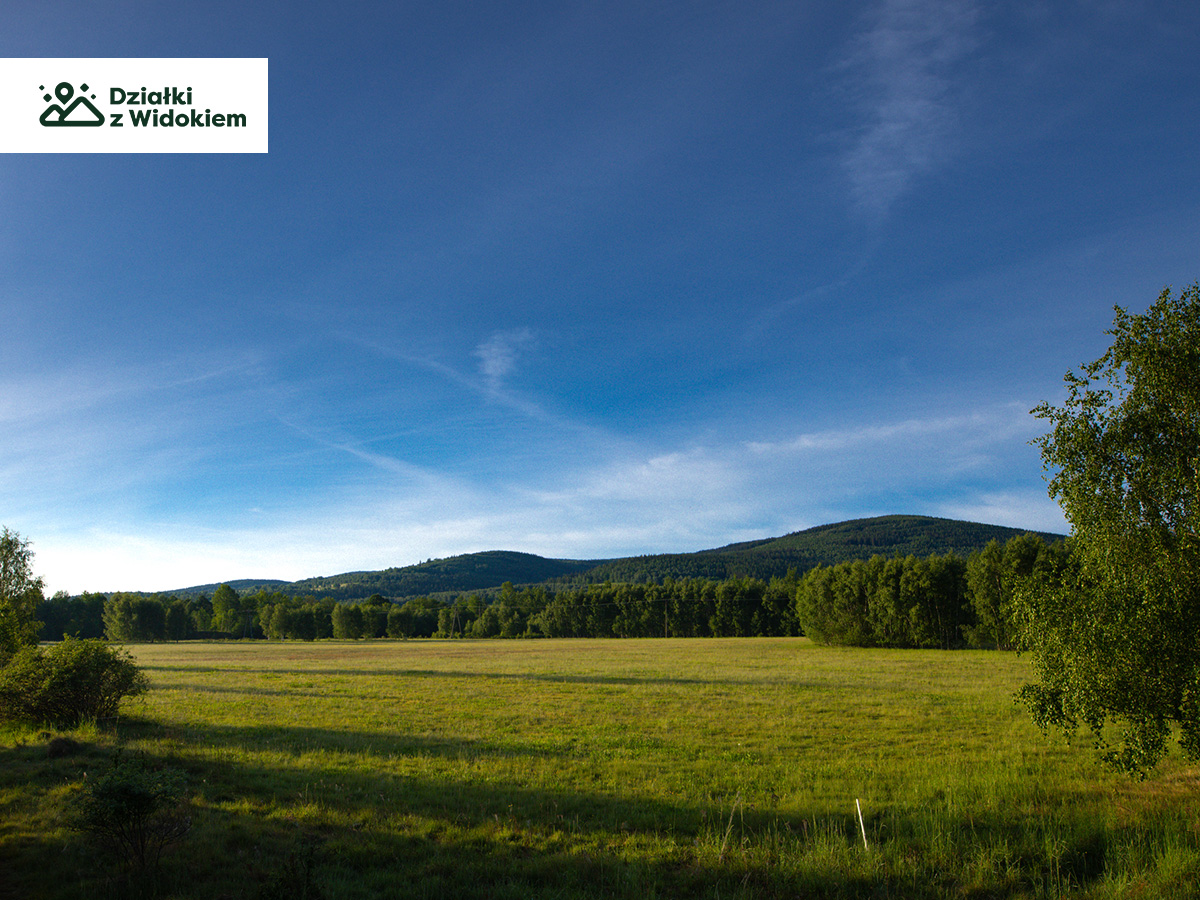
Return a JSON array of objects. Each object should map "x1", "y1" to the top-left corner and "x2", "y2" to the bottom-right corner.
[{"x1": 4, "y1": 638, "x2": 1200, "y2": 898}]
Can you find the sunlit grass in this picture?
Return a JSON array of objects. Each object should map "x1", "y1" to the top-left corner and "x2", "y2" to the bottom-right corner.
[{"x1": 3, "y1": 638, "x2": 1199, "y2": 898}]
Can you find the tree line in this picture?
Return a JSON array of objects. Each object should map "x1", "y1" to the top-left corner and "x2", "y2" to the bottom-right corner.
[
  {"x1": 795, "y1": 533, "x2": 1067, "y2": 649},
  {"x1": 37, "y1": 533, "x2": 1063, "y2": 647}
]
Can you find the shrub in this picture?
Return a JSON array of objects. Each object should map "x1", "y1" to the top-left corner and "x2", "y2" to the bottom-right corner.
[
  {"x1": 71, "y1": 752, "x2": 191, "y2": 869},
  {"x1": 0, "y1": 637, "x2": 148, "y2": 726}
]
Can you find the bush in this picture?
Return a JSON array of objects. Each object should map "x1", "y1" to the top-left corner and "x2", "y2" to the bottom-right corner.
[
  {"x1": 0, "y1": 638, "x2": 148, "y2": 726},
  {"x1": 71, "y1": 752, "x2": 191, "y2": 869}
]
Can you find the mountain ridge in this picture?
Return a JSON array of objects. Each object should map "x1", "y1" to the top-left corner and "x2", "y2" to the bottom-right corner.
[{"x1": 167, "y1": 515, "x2": 1065, "y2": 600}]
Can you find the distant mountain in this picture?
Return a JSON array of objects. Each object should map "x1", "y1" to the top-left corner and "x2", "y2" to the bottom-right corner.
[
  {"x1": 745, "y1": 514, "x2": 1063, "y2": 558},
  {"x1": 173, "y1": 578, "x2": 292, "y2": 595},
  {"x1": 168, "y1": 515, "x2": 1065, "y2": 600},
  {"x1": 286, "y1": 551, "x2": 601, "y2": 599},
  {"x1": 567, "y1": 515, "x2": 1066, "y2": 584}
]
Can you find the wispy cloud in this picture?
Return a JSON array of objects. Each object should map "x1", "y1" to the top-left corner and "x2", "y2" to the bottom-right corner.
[
  {"x1": 936, "y1": 491, "x2": 1066, "y2": 534},
  {"x1": 28, "y1": 401, "x2": 1058, "y2": 595},
  {"x1": 0, "y1": 356, "x2": 270, "y2": 515},
  {"x1": 745, "y1": 404, "x2": 1032, "y2": 457},
  {"x1": 475, "y1": 328, "x2": 536, "y2": 391},
  {"x1": 351, "y1": 331, "x2": 616, "y2": 444},
  {"x1": 836, "y1": 0, "x2": 980, "y2": 222}
]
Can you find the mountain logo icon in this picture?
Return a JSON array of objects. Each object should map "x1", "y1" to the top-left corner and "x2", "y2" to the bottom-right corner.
[{"x1": 39, "y1": 81, "x2": 105, "y2": 126}]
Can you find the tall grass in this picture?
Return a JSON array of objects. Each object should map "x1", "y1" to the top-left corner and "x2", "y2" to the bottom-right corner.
[{"x1": 2, "y1": 638, "x2": 1198, "y2": 898}]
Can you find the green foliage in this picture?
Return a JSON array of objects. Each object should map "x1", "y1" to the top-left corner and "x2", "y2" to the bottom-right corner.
[
  {"x1": 1018, "y1": 283, "x2": 1200, "y2": 774},
  {"x1": 102, "y1": 593, "x2": 169, "y2": 642},
  {"x1": 189, "y1": 594, "x2": 213, "y2": 631},
  {"x1": 165, "y1": 599, "x2": 191, "y2": 641},
  {"x1": 211, "y1": 583, "x2": 244, "y2": 633},
  {"x1": 101, "y1": 594, "x2": 137, "y2": 642},
  {"x1": 0, "y1": 526, "x2": 45, "y2": 657},
  {"x1": 524, "y1": 576, "x2": 799, "y2": 638},
  {"x1": 331, "y1": 602, "x2": 364, "y2": 639},
  {"x1": 385, "y1": 603, "x2": 414, "y2": 638},
  {"x1": 796, "y1": 551, "x2": 979, "y2": 648},
  {"x1": 291, "y1": 606, "x2": 318, "y2": 641},
  {"x1": 360, "y1": 602, "x2": 388, "y2": 638},
  {"x1": 0, "y1": 637, "x2": 149, "y2": 726},
  {"x1": 70, "y1": 752, "x2": 191, "y2": 870},
  {"x1": 39, "y1": 590, "x2": 106, "y2": 640},
  {"x1": 963, "y1": 535, "x2": 1066, "y2": 649}
]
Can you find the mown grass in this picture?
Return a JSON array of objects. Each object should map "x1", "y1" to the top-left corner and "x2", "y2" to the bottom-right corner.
[{"x1": 3, "y1": 638, "x2": 1199, "y2": 898}]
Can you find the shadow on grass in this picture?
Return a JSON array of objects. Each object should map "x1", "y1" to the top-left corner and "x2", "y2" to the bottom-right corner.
[
  {"x1": 151, "y1": 718, "x2": 569, "y2": 765},
  {"x1": 53, "y1": 719, "x2": 1120, "y2": 900},
  {"x1": 0, "y1": 708, "x2": 1128, "y2": 900},
  {"x1": 140, "y1": 663, "x2": 799, "y2": 689},
  {"x1": 0, "y1": 733, "x2": 156, "y2": 900}
]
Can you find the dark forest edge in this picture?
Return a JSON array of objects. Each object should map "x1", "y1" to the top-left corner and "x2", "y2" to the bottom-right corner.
[{"x1": 40, "y1": 526, "x2": 1067, "y2": 650}]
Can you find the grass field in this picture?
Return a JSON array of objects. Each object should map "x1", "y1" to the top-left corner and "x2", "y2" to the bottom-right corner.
[{"x1": 3, "y1": 638, "x2": 1200, "y2": 898}]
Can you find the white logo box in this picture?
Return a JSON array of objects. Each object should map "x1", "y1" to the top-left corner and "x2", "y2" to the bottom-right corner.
[{"x1": 0, "y1": 58, "x2": 268, "y2": 153}]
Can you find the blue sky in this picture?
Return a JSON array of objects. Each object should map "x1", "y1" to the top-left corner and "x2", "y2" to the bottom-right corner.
[{"x1": 3, "y1": 0, "x2": 1198, "y2": 594}]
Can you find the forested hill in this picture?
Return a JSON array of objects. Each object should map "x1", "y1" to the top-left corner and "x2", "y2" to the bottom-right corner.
[
  {"x1": 169, "y1": 578, "x2": 292, "y2": 595},
  {"x1": 567, "y1": 515, "x2": 1065, "y2": 584},
  {"x1": 286, "y1": 551, "x2": 601, "y2": 600},
  {"x1": 172, "y1": 515, "x2": 1064, "y2": 600}
]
